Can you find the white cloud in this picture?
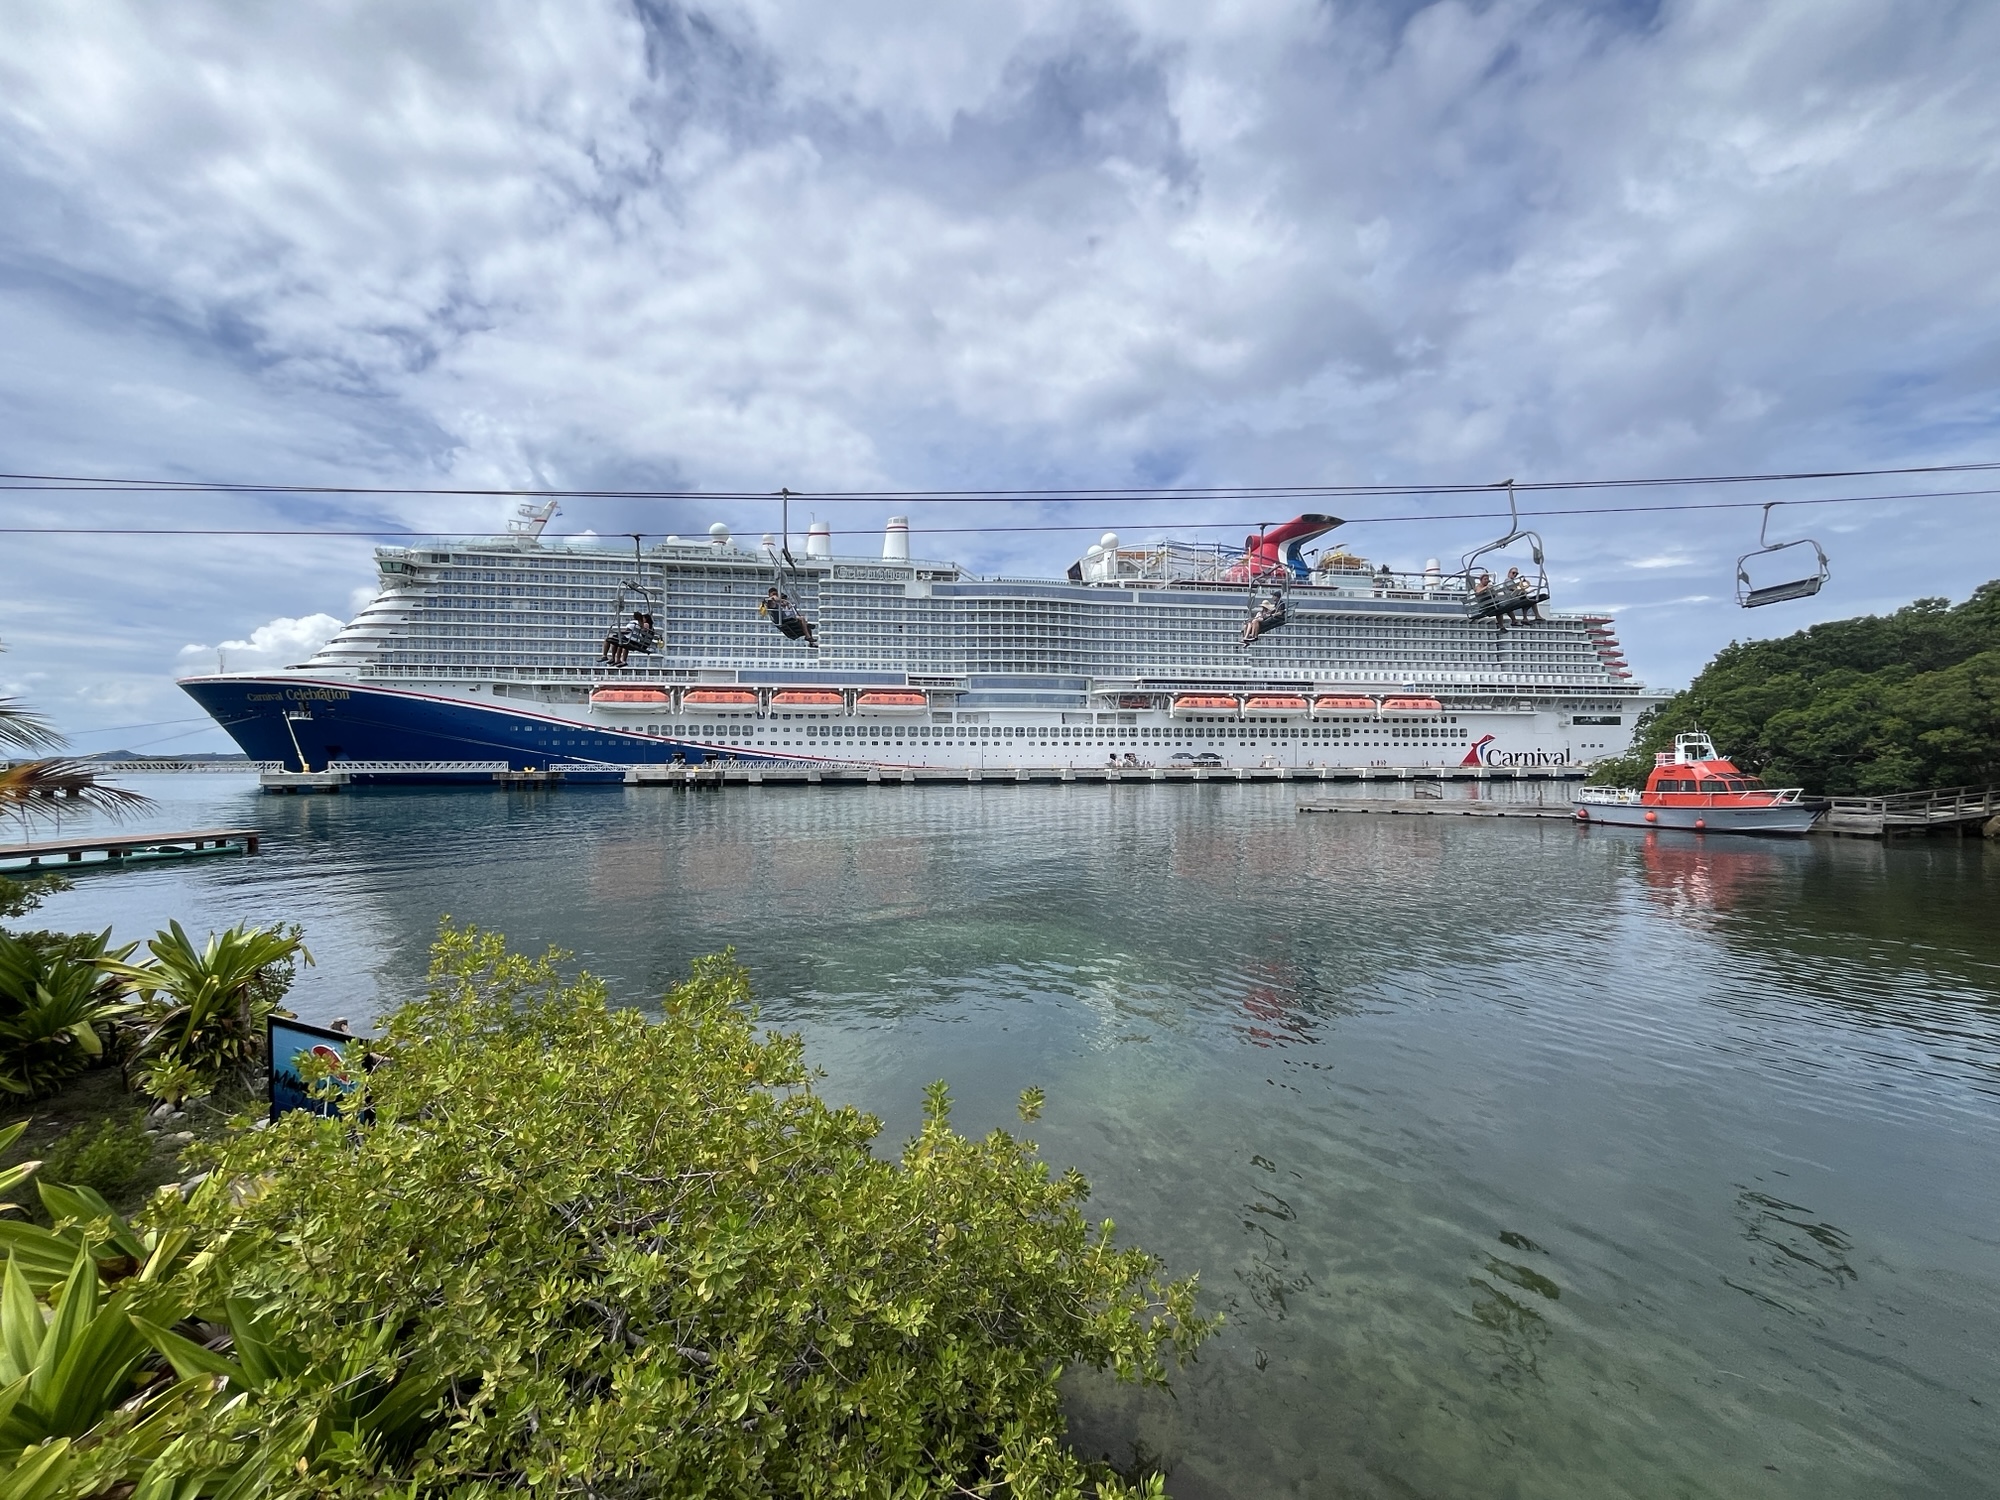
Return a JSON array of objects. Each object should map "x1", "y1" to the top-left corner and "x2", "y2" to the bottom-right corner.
[
  {"x1": 1, "y1": 0, "x2": 1998, "y2": 718},
  {"x1": 177, "y1": 615, "x2": 345, "y2": 675}
]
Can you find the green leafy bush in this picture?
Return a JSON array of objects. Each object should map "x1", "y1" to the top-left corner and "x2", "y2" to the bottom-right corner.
[
  {"x1": 41, "y1": 1112, "x2": 152, "y2": 1202},
  {"x1": 151, "y1": 923, "x2": 1213, "y2": 1498},
  {"x1": 0, "y1": 874, "x2": 70, "y2": 925},
  {"x1": 1604, "y1": 582, "x2": 2000, "y2": 794}
]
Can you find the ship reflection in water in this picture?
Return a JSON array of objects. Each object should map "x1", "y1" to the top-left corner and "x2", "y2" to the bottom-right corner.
[{"x1": 30, "y1": 777, "x2": 2000, "y2": 1500}]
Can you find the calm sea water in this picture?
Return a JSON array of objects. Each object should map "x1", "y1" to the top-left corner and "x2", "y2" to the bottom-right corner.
[{"x1": 17, "y1": 776, "x2": 2000, "y2": 1498}]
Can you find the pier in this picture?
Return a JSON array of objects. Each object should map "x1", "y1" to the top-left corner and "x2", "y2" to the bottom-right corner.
[
  {"x1": 1822, "y1": 784, "x2": 2000, "y2": 837},
  {"x1": 623, "y1": 762, "x2": 1589, "y2": 790},
  {"x1": 257, "y1": 759, "x2": 1589, "y2": 792},
  {"x1": 1297, "y1": 798, "x2": 1574, "y2": 820},
  {"x1": 0, "y1": 827, "x2": 261, "y2": 872}
]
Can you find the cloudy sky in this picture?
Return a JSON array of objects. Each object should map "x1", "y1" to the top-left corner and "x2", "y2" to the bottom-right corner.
[{"x1": 2, "y1": 0, "x2": 1997, "y2": 751}]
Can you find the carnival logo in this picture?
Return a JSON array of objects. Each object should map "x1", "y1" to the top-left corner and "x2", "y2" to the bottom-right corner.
[{"x1": 1460, "y1": 733, "x2": 1570, "y2": 767}]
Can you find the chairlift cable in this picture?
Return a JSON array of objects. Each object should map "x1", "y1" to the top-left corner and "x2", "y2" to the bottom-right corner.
[
  {"x1": 4, "y1": 460, "x2": 2000, "y2": 502},
  {"x1": 3, "y1": 483, "x2": 1999, "y2": 539}
]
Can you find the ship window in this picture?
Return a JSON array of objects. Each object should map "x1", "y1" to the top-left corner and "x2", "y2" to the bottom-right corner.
[{"x1": 1699, "y1": 779, "x2": 1728, "y2": 792}]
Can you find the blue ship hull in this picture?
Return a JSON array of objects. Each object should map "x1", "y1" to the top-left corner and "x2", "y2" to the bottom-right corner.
[{"x1": 179, "y1": 675, "x2": 751, "y2": 771}]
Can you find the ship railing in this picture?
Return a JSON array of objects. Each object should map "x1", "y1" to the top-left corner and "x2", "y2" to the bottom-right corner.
[
  {"x1": 1576, "y1": 786, "x2": 1644, "y2": 805},
  {"x1": 1578, "y1": 784, "x2": 1814, "y2": 806}
]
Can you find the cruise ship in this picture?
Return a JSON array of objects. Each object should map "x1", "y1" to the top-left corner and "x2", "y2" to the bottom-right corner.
[{"x1": 180, "y1": 503, "x2": 1658, "y2": 772}]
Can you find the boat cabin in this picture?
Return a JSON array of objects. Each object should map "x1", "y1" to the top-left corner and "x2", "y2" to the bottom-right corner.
[{"x1": 1642, "y1": 733, "x2": 1785, "y2": 806}]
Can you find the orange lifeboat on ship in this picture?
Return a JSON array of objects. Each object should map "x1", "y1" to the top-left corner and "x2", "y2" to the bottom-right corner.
[
  {"x1": 1311, "y1": 695, "x2": 1376, "y2": 716},
  {"x1": 1379, "y1": 695, "x2": 1443, "y2": 713},
  {"x1": 770, "y1": 689, "x2": 845, "y2": 708},
  {"x1": 682, "y1": 688, "x2": 759, "y2": 709},
  {"x1": 1172, "y1": 694, "x2": 1240, "y2": 717},
  {"x1": 589, "y1": 686, "x2": 670, "y2": 709},
  {"x1": 1242, "y1": 694, "x2": 1309, "y2": 716},
  {"x1": 854, "y1": 690, "x2": 928, "y2": 715}
]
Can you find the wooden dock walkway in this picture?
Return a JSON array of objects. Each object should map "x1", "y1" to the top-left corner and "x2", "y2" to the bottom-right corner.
[
  {"x1": 1297, "y1": 798, "x2": 1575, "y2": 820},
  {"x1": 0, "y1": 827, "x2": 261, "y2": 871},
  {"x1": 1821, "y1": 785, "x2": 2000, "y2": 837}
]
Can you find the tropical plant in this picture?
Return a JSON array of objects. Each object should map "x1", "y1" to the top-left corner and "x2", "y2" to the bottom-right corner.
[
  {"x1": 0, "y1": 929, "x2": 136, "y2": 1098},
  {"x1": 103, "y1": 923, "x2": 310, "y2": 1103},
  {"x1": 148, "y1": 924, "x2": 1214, "y2": 1498},
  {"x1": 0, "y1": 1121, "x2": 40, "y2": 1217},
  {"x1": 0, "y1": 1172, "x2": 224, "y2": 1500}
]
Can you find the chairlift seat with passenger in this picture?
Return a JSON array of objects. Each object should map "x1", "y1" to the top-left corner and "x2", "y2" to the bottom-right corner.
[
  {"x1": 1735, "y1": 503, "x2": 1829, "y2": 608},
  {"x1": 1458, "y1": 482, "x2": 1550, "y2": 623}
]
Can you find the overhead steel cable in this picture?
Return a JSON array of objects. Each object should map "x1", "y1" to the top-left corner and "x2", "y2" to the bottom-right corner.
[
  {"x1": 2, "y1": 484, "x2": 1997, "y2": 538},
  {"x1": 2, "y1": 459, "x2": 1999, "y2": 502}
]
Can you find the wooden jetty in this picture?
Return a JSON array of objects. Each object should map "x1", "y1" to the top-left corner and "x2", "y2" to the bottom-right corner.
[
  {"x1": 1297, "y1": 798, "x2": 1574, "y2": 820},
  {"x1": 0, "y1": 827, "x2": 261, "y2": 871},
  {"x1": 1821, "y1": 785, "x2": 2000, "y2": 837}
]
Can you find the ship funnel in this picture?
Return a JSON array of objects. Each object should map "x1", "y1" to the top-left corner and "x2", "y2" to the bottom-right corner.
[
  {"x1": 883, "y1": 516, "x2": 910, "y2": 561},
  {"x1": 806, "y1": 521, "x2": 832, "y2": 558}
]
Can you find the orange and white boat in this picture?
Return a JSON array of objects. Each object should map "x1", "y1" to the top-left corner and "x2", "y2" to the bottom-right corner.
[{"x1": 1574, "y1": 733, "x2": 1822, "y2": 835}]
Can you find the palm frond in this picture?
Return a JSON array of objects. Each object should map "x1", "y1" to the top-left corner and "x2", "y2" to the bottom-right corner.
[
  {"x1": 0, "y1": 697, "x2": 61, "y2": 756},
  {"x1": 0, "y1": 760, "x2": 152, "y2": 825}
]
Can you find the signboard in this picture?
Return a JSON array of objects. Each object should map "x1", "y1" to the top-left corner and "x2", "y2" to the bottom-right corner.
[{"x1": 268, "y1": 1015, "x2": 371, "y2": 1122}]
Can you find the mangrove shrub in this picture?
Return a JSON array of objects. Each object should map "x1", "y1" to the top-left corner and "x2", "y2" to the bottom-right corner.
[{"x1": 156, "y1": 924, "x2": 1212, "y2": 1497}]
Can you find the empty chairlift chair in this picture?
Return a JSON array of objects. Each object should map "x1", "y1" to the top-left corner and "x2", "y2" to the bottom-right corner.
[{"x1": 1735, "y1": 503, "x2": 1830, "y2": 608}]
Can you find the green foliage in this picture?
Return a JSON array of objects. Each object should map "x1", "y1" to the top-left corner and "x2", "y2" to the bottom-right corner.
[
  {"x1": 0, "y1": 929, "x2": 136, "y2": 1098},
  {"x1": 1604, "y1": 582, "x2": 2000, "y2": 794},
  {"x1": 0, "y1": 1189, "x2": 218, "y2": 1500},
  {"x1": 147, "y1": 923, "x2": 1213, "y2": 1498},
  {"x1": 41, "y1": 1114, "x2": 151, "y2": 1204},
  {"x1": 104, "y1": 922, "x2": 311, "y2": 1102},
  {"x1": 0, "y1": 877, "x2": 70, "y2": 927}
]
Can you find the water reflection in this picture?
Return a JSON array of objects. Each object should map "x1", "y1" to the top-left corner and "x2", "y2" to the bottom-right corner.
[{"x1": 27, "y1": 779, "x2": 2000, "y2": 1498}]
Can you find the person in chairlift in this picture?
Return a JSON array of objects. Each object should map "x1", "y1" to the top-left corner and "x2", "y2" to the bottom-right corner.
[{"x1": 762, "y1": 588, "x2": 818, "y2": 647}]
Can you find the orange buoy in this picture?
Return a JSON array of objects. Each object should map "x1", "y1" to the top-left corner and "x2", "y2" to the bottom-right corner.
[
  {"x1": 1694, "y1": 818, "x2": 1706, "y2": 830},
  {"x1": 1644, "y1": 811, "x2": 1658, "y2": 822}
]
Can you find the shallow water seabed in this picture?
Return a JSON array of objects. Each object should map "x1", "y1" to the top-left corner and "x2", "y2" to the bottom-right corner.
[{"x1": 23, "y1": 776, "x2": 2000, "y2": 1499}]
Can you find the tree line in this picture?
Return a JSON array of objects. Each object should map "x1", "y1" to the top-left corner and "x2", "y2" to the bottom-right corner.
[{"x1": 1590, "y1": 580, "x2": 2000, "y2": 794}]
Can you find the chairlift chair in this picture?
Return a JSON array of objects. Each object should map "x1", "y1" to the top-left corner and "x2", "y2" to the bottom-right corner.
[
  {"x1": 1460, "y1": 481, "x2": 1550, "y2": 622},
  {"x1": 1735, "y1": 503, "x2": 1829, "y2": 608},
  {"x1": 601, "y1": 535, "x2": 662, "y2": 663},
  {"x1": 760, "y1": 488, "x2": 819, "y2": 647},
  {"x1": 1238, "y1": 521, "x2": 1293, "y2": 645}
]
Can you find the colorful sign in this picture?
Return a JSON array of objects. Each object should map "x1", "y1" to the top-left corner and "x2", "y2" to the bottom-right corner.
[{"x1": 268, "y1": 1016, "x2": 371, "y2": 1121}]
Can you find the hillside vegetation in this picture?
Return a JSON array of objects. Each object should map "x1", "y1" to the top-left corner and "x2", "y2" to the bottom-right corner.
[{"x1": 1591, "y1": 581, "x2": 2000, "y2": 794}]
